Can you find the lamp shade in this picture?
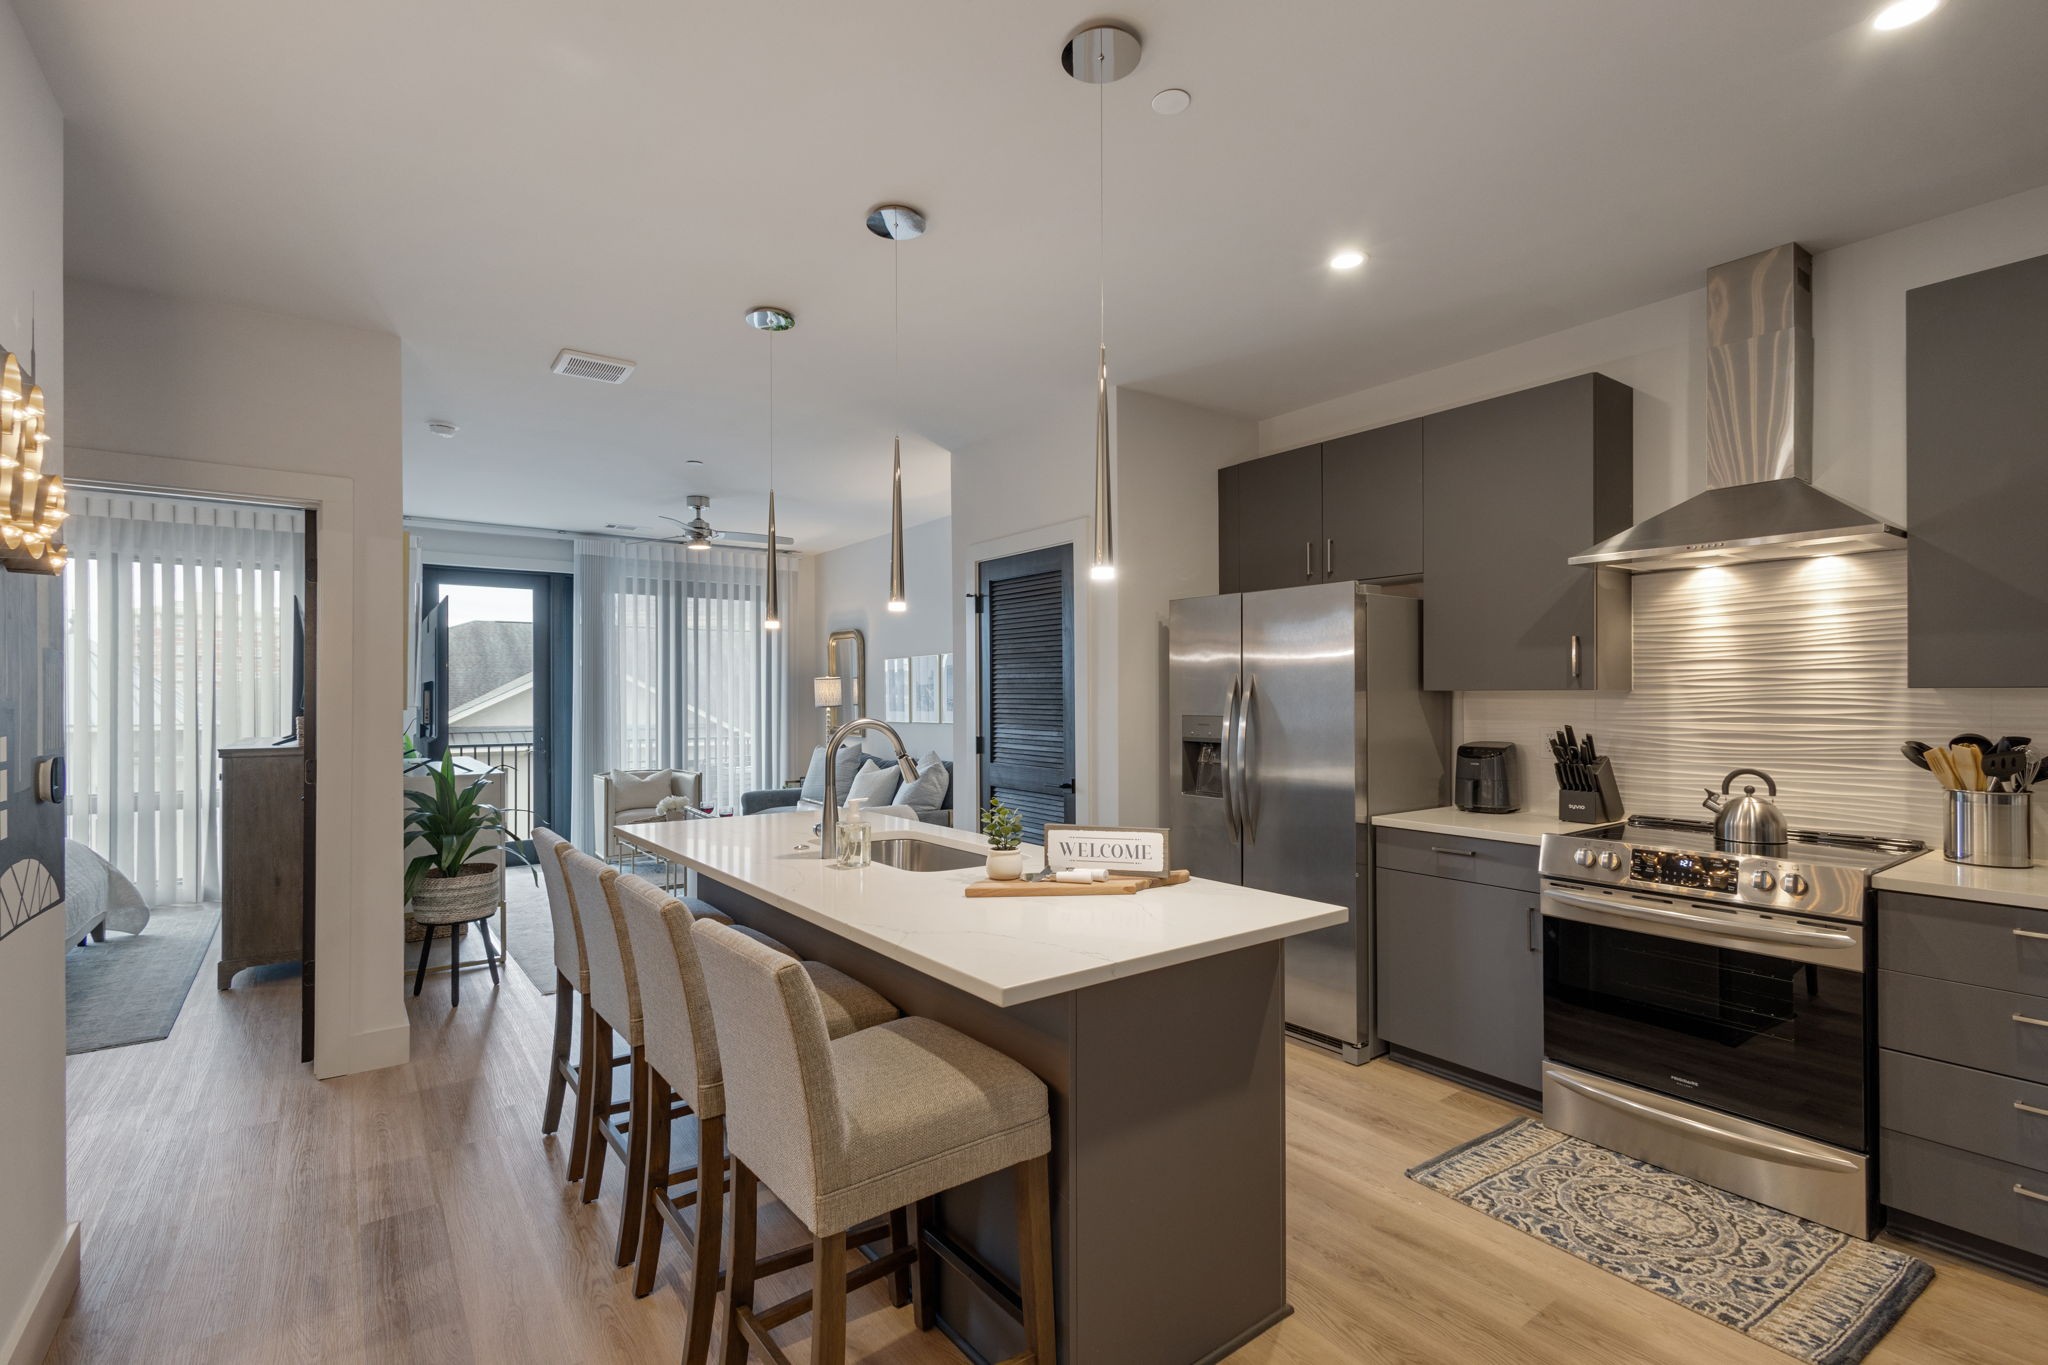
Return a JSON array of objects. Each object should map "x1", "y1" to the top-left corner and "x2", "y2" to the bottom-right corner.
[{"x1": 813, "y1": 675, "x2": 845, "y2": 708}]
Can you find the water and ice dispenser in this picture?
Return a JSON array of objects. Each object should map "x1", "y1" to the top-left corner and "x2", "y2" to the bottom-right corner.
[{"x1": 1181, "y1": 714, "x2": 1226, "y2": 799}]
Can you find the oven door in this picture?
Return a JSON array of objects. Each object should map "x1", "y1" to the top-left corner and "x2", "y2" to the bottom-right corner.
[{"x1": 1541, "y1": 882, "x2": 1870, "y2": 1152}]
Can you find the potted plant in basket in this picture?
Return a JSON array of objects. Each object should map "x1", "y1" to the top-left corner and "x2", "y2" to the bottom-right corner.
[
  {"x1": 404, "y1": 751, "x2": 506, "y2": 935},
  {"x1": 981, "y1": 798, "x2": 1025, "y2": 881}
]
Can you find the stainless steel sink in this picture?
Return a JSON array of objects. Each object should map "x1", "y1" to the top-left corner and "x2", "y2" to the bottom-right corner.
[{"x1": 869, "y1": 835, "x2": 987, "y2": 872}]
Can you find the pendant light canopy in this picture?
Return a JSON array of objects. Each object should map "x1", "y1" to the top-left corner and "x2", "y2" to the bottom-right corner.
[
  {"x1": 745, "y1": 305, "x2": 795, "y2": 631},
  {"x1": 1063, "y1": 21, "x2": 1139, "y2": 584},
  {"x1": 868, "y1": 203, "x2": 926, "y2": 614}
]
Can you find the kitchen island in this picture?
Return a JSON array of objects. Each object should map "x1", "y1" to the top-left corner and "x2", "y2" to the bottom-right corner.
[{"x1": 614, "y1": 808, "x2": 1346, "y2": 1365}]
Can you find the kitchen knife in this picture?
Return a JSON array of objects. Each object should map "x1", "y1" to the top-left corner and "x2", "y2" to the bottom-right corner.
[
  {"x1": 1581, "y1": 733, "x2": 1599, "y2": 763},
  {"x1": 1563, "y1": 725, "x2": 1578, "y2": 756}
]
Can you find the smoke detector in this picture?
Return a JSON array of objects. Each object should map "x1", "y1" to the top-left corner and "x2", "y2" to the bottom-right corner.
[
  {"x1": 551, "y1": 348, "x2": 636, "y2": 384},
  {"x1": 426, "y1": 419, "x2": 459, "y2": 438}
]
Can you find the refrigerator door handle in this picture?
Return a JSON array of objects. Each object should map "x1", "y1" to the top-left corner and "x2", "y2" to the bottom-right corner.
[
  {"x1": 1222, "y1": 674, "x2": 1243, "y2": 841},
  {"x1": 1237, "y1": 672, "x2": 1259, "y2": 842}
]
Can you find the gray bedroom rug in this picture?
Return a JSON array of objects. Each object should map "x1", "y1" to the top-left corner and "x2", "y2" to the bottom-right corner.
[
  {"x1": 1407, "y1": 1118, "x2": 1931, "y2": 1365},
  {"x1": 65, "y1": 902, "x2": 219, "y2": 1053}
]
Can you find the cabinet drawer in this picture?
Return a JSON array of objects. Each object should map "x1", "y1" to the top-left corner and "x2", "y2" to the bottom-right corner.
[
  {"x1": 1881, "y1": 1049, "x2": 2048, "y2": 1168},
  {"x1": 1882, "y1": 1129, "x2": 2048, "y2": 1259},
  {"x1": 1878, "y1": 970, "x2": 2048, "y2": 1083},
  {"x1": 1374, "y1": 827, "x2": 1537, "y2": 893},
  {"x1": 1878, "y1": 891, "x2": 2048, "y2": 994},
  {"x1": 1375, "y1": 868, "x2": 1543, "y2": 1091}
]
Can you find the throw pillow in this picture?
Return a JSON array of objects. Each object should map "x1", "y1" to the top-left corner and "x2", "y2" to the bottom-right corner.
[
  {"x1": 611, "y1": 770, "x2": 672, "y2": 812},
  {"x1": 894, "y1": 752, "x2": 950, "y2": 813},
  {"x1": 846, "y1": 763, "x2": 900, "y2": 810}
]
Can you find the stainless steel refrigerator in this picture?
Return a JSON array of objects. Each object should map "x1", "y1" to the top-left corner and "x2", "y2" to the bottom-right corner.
[{"x1": 1169, "y1": 582, "x2": 1445, "y2": 1062}]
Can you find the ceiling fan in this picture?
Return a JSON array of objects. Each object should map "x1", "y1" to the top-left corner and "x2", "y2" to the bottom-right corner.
[{"x1": 625, "y1": 494, "x2": 788, "y2": 550}]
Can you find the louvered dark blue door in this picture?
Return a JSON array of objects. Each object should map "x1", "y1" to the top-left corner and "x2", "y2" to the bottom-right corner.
[{"x1": 977, "y1": 544, "x2": 1074, "y2": 845}]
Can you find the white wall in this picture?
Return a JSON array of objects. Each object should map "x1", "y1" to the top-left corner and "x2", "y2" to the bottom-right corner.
[
  {"x1": 812, "y1": 517, "x2": 955, "y2": 762},
  {"x1": 409, "y1": 521, "x2": 574, "y2": 574},
  {"x1": 0, "y1": 8, "x2": 73, "y2": 1361},
  {"x1": 65, "y1": 278, "x2": 409, "y2": 1080},
  {"x1": 948, "y1": 389, "x2": 1253, "y2": 829}
]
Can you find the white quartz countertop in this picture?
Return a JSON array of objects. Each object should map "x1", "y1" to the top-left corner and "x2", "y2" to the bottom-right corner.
[
  {"x1": 1873, "y1": 850, "x2": 2048, "y2": 911},
  {"x1": 612, "y1": 810, "x2": 1347, "y2": 1007},
  {"x1": 1370, "y1": 806, "x2": 1595, "y2": 847}
]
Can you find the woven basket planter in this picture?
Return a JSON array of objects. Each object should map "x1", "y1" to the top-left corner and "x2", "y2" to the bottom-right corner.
[{"x1": 409, "y1": 862, "x2": 500, "y2": 928}]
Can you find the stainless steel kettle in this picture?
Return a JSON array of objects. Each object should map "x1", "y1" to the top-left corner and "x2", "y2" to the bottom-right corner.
[{"x1": 1702, "y1": 769, "x2": 1787, "y2": 853}]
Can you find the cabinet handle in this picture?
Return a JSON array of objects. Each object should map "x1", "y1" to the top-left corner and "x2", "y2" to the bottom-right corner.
[
  {"x1": 1430, "y1": 846, "x2": 1477, "y2": 857},
  {"x1": 1570, "y1": 633, "x2": 1582, "y2": 680},
  {"x1": 2015, "y1": 1183, "x2": 2048, "y2": 1205},
  {"x1": 2014, "y1": 1014, "x2": 2048, "y2": 1029},
  {"x1": 1325, "y1": 538, "x2": 1333, "y2": 577},
  {"x1": 2017, "y1": 1100, "x2": 2048, "y2": 1119},
  {"x1": 1528, "y1": 906, "x2": 1540, "y2": 952},
  {"x1": 1304, "y1": 541, "x2": 1313, "y2": 580},
  {"x1": 2015, "y1": 928, "x2": 2048, "y2": 941}
]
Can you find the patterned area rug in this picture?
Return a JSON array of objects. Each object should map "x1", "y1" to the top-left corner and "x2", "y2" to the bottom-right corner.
[{"x1": 1408, "y1": 1118, "x2": 1931, "y2": 1365}]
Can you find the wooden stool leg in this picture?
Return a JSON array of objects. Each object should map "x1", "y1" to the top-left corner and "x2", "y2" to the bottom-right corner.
[
  {"x1": 721, "y1": 1160, "x2": 759, "y2": 1365},
  {"x1": 887, "y1": 1208, "x2": 912, "y2": 1308},
  {"x1": 908, "y1": 1198, "x2": 938, "y2": 1333},
  {"x1": 412, "y1": 924, "x2": 435, "y2": 997},
  {"x1": 542, "y1": 973, "x2": 573, "y2": 1136},
  {"x1": 1013, "y1": 1155, "x2": 1055, "y2": 1365},
  {"x1": 582, "y1": 1016, "x2": 614, "y2": 1204},
  {"x1": 478, "y1": 917, "x2": 500, "y2": 985},
  {"x1": 616, "y1": 1047, "x2": 650, "y2": 1266},
  {"x1": 681, "y1": 1114, "x2": 725, "y2": 1365},
  {"x1": 632, "y1": 1069, "x2": 671, "y2": 1295},
  {"x1": 811, "y1": 1230, "x2": 847, "y2": 1365},
  {"x1": 566, "y1": 993, "x2": 596, "y2": 1183}
]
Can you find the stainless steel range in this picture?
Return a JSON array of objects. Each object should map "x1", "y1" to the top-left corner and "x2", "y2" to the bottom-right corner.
[{"x1": 1537, "y1": 815, "x2": 1924, "y2": 1237}]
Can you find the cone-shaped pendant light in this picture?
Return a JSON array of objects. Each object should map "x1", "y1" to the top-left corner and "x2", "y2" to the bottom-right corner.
[
  {"x1": 745, "y1": 305, "x2": 795, "y2": 631},
  {"x1": 1064, "y1": 22, "x2": 1139, "y2": 584},
  {"x1": 867, "y1": 204, "x2": 926, "y2": 614}
]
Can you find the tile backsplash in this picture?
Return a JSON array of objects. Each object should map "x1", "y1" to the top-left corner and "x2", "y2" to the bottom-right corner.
[{"x1": 1458, "y1": 552, "x2": 2048, "y2": 848}]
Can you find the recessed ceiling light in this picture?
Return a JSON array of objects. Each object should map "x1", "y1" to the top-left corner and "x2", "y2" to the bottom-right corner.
[
  {"x1": 1871, "y1": 0, "x2": 1940, "y2": 30},
  {"x1": 1329, "y1": 249, "x2": 1367, "y2": 272},
  {"x1": 426, "y1": 420, "x2": 459, "y2": 438},
  {"x1": 1151, "y1": 88, "x2": 1191, "y2": 115}
]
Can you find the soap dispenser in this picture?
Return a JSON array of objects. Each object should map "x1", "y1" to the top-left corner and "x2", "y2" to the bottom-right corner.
[{"x1": 835, "y1": 797, "x2": 872, "y2": 868}]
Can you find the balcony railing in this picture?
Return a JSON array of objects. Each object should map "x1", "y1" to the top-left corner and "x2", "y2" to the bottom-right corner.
[{"x1": 447, "y1": 729, "x2": 535, "y2": 842}]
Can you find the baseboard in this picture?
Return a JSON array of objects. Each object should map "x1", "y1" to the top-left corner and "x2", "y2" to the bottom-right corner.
[
  {"x1": 1, "y1": 1221, "x2": 80, "y2": 1365},
  {"x1": 313, "y1": 1019, "x2": 411, "y2": 1079}
]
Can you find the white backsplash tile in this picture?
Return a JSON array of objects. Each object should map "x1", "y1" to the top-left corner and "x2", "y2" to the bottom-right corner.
[{"x1": 1458, "y1": 553, "x2": 2046, "y2": 847}]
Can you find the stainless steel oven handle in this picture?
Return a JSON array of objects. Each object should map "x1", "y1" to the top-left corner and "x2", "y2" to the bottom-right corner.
[
  {"x1": 1221, "y1": 675, "x2": 1243, "y2": 842},
  {"x1": 1548, "y1": 1069, "x2": 1862, "y2": 1173},
  {"x1": 1541, "y1": 886, "x2": 1859, "y2": 949}
]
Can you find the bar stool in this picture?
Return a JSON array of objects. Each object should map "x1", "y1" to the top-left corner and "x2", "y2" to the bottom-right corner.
[
  {"x1": 612, "y1": 876, "x2": 900, "y2": 1365},
  {"x1": 692, "y1": 920, "x2": 1056, "y2": 1365},
  {"x1": 535, "y1": 828, "x2": 602, "y2": 1181}
]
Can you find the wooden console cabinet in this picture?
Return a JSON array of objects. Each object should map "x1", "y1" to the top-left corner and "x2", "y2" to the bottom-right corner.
[{"x1": 219, "y1": 739, "x2": 305, "y2": 988}]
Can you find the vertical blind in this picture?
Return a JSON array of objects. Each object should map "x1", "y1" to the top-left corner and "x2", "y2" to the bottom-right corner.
[
  {"x1": 63, "y1": 492, "x2": 304, "y2": 903},
  {"x1": 573, "y1": 538, "x2": 792, "y2": 838}
]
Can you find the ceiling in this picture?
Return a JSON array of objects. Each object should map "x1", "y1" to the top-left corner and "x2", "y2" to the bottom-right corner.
[{"x1": 19, "y1": 0, "x2": 2048, "y2": 550}]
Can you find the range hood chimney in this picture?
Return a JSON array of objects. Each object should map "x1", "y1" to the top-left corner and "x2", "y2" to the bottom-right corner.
[{"x1": 1570, "y1": 243, "x2": 1905, "y2": 572}]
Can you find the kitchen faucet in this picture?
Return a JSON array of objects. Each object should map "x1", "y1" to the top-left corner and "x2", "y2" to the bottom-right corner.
[{"x1": 819, "y1": 717, "x2": 920, "y2": 859}]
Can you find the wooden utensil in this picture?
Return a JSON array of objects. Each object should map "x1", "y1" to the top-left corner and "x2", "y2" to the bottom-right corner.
[
  {"x1": 965, "y1": 870, "x2": 1192, "y2": 898},
  {"x1": 1925, "y1": 746, "x2": 1961, "y2": 791},
  {"x1": 1951, "y1": 743, "x2": 1987, "y2": 791}
]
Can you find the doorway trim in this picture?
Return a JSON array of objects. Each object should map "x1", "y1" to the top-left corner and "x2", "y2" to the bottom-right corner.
[{"x1": 67, "y1": 445, "x2": 406, "y2": 1080}]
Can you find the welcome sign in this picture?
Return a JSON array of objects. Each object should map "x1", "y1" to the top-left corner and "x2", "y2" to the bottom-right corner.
[{"x1": 1043, "y1": 825, "x2": 1172, "y2": 877}]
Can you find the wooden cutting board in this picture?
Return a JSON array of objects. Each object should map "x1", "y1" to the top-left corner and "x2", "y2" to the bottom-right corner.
[{"x1": 964, "y1": 870, "x2": 1191, "y2": 897}]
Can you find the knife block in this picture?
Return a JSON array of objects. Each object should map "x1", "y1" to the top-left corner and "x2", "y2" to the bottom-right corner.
[{"x1": 1558, "y1": 757, "x2": 1623, "y2": 824}]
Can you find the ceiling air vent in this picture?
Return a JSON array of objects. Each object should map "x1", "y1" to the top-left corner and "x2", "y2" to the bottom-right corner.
[{"x1": 550, "y1": 348, "x2": 636, "y2": 384}]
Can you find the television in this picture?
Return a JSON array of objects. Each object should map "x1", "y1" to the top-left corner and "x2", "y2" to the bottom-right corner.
[{"x1": 276, "y1": 595, "x2": 305, "y2": 745}]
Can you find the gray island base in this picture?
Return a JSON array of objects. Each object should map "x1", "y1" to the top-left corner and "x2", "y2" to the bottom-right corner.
[{"x1": 697, "y1": 873, "x2": 1292, "y2": 1365}]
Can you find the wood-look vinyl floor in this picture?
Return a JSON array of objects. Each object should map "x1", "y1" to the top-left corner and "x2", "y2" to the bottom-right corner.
[{"x1": 52, "y1": 929, "x2": 2048, "y2": 1364}]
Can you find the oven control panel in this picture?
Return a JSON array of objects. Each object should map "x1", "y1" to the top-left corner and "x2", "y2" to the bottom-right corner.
[
  {"x1": 1629, "y1": 848, "x2": 1738, "y2": 893},
  {"x1": 1536, "y1": 832, "x2": 1869, "y2": 922}
]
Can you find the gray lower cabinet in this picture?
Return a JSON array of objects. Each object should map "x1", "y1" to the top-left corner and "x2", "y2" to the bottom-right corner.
[
  {"x1": 1906, "y1": 251, "x2": 2048, "y2": 687},
  {"x1": 1376, "y1": 859, "x2": 1543, "y2": 1092},
  {"x1": 1878, "y1": 889, "x2": 2048, "y2": 1264},
  {"x1": 1421, "y1": 374, "x2": 1634, "y2": 691}
]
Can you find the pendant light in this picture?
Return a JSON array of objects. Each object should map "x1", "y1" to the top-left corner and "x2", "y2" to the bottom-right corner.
[
  {"x1": 867, "y1": 204, "x2": 926, "y2": 613},
  {"x1": 1063, "y1": 22, "x2": 1140, "y2": 584},
  {"x1": 745, "y1": 305, "x2": 795, "y2": 631}
]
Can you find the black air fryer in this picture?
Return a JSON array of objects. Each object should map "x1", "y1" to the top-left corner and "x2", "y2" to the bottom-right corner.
[{"x1": 1454, "y1": 741, "x2": 1518, "y2": 814}]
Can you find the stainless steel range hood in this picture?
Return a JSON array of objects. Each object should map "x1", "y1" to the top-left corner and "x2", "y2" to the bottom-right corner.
[{"x1": 1571, "y1": 243, "x2": 1904, "y2": 572}]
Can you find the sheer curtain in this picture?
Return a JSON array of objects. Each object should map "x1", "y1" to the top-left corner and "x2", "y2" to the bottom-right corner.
[
  {"x1": 63, "y1": 492, "x2": 304, "y2": 904},
  {"x1": 573, "y1": 538, "x2": 793, "y2": 842}
]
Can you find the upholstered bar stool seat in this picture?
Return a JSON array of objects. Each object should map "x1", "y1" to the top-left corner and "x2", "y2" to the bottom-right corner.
[{"x1": 693, "y1": 919, "x2": 1056, "y2": 1365}]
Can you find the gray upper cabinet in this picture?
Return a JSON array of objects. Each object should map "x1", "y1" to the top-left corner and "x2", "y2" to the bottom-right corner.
[
  {"x1": 1421, "y1": 374, "x2": 1634, "y2": 691},
  {"x1": 1906, "y1": 252, "x2": 2048, "y2": 687},
  {"x1": 1231, "y1": 444, "x2": 1323, "y2": 592},
  {"x1": 1218, "y1": 462, "x2": 1243, "y2": 594},
  {"x1": 1322, "y1": 419, "x2": 1423, "y2": 583}
]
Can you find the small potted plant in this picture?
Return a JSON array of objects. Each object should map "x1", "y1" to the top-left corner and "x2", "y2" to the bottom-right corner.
[
  {"x1": 981, "y1": 798, "x2": 1025, "y2": 881},
  {"x1": 404, "y1": 751, "x2": 505, "y2": 929}
]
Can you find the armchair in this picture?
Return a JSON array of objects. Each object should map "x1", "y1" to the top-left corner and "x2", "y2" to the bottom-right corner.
[{"x1": 594, "y1": 768, "x2": 705, "y2": 860}]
